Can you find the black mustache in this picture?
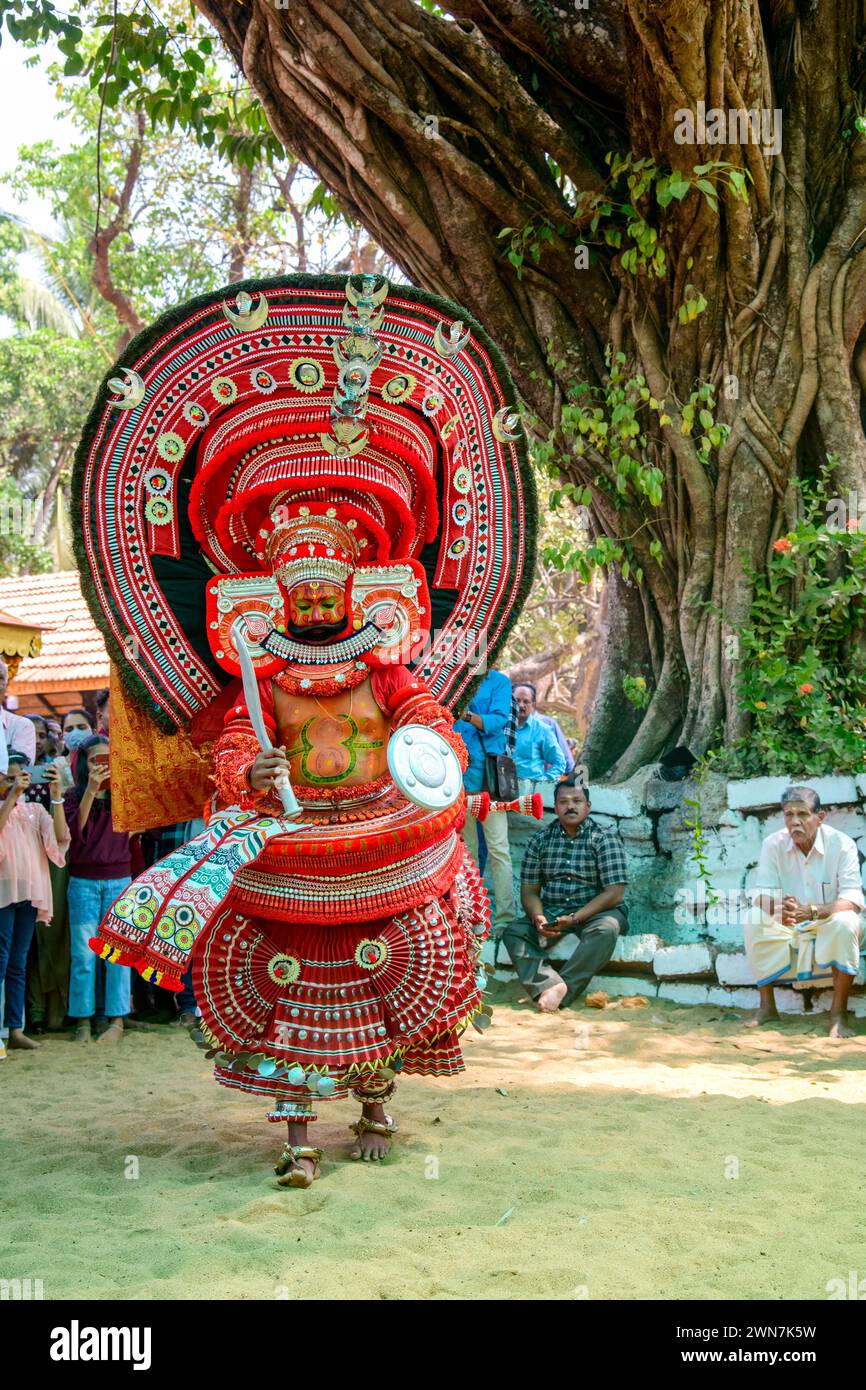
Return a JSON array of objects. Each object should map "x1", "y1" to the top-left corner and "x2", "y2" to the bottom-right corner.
[{"x1": 286, "y1": 623, "x2": 343, "y2": 643}]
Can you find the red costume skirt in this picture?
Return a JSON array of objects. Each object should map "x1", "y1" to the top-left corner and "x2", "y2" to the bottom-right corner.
[{"x1": 192, "y1": 847, "x2": 490, "y2": 1110}]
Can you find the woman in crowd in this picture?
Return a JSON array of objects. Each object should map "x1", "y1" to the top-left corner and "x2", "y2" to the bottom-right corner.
[
  {"x1": 0, "y1": 753, "x2": 69, "y2": 1058},
  {"x1": 51, "y1": 707, "x2": 96, "y2": 795},
  {"x1": 25, "y1": 716, "x2": 70, "y2": 1034},
  {"x1": 65, "y1": 733, "x2": 132, "y2": 1043}
]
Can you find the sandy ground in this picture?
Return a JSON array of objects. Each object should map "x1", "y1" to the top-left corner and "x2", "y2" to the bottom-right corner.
[{"x1": 4, "y1": 985, "x2": 866, "y2": 1301}]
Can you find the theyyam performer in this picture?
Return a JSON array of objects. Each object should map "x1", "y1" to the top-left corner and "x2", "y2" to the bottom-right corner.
[{"x1": 73, "y1": 273, "x2": 536, "y2": 1187}]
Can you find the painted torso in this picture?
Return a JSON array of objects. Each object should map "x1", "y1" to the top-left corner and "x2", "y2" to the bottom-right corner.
[{"x1": 271, "y1": 676, "x2": 390, "y2": 788}]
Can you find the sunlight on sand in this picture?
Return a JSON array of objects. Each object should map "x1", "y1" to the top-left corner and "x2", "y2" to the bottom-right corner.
[{"x1": 4, "y1": 992, "x2": 865, "y2": 1301}]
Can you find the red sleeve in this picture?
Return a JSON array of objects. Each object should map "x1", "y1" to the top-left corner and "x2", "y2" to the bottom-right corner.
[
  {"x1": 375, "y1": 666, "x2": 469, "y2": 773},
  {"x1": 370, "y1": 665, "x2": 418, "y2": 708}
]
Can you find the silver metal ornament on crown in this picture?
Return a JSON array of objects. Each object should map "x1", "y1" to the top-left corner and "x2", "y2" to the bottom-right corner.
[
  {"x1": 231, "y1": 617, "x2": 301, "y2": 818},
  {"x1": 320, "y1": 273, "x2": 388, "y2": 459}
]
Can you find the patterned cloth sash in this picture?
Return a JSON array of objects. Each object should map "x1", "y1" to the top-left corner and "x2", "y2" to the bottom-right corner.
[{"x1": 89, "y1": 808, "x2": 296, "y2": 991}]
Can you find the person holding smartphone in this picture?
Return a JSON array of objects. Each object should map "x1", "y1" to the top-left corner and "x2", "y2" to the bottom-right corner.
[
  {"x1": 24, "y1": 720, "x2": 71, "y2": 1034},
  {"x1": 0, "y1": 753, "x2": 69, "y2": 1057},
  {"x1": 64, "y1": 734, "x2": 132, "y2": 1043}
]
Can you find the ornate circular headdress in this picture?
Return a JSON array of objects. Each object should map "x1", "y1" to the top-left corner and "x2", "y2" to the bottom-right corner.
[{"x1": 74, "y1": 274, "x2": 535, "y2": 732}]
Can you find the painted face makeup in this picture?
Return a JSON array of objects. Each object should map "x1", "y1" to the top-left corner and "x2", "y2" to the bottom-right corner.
[{"x1": 286, "y1": 581, "x2": 347, "y2": 643}]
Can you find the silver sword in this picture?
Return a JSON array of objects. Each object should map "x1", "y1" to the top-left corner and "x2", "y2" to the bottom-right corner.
[{"x1": 231, "y1": 618, "x2": 301, "y2": 818}]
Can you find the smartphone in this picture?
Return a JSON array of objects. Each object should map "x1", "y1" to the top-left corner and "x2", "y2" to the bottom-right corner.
[
  {"x1": 91, "y1": 751, "x2": 111, "y2": 790},
  {"x1": 25, "y1": 765, "x2": 52, "y2": 785}
]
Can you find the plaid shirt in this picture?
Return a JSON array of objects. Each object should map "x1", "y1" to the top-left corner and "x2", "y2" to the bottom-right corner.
[{"x1": 520, "y1": 815, "x2": 628, "y2": 924}]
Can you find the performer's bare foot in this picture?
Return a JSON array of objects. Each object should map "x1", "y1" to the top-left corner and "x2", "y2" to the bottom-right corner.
[
  {"x1": 349, "y1": 1102, "x2": 394, "y2": 1162},
  {"x1": 743, "y1": 1003, "x2": 779, "y2": 1027},
  {"x1": 8, "y1": 1028, "x2": 39, "y2": 1050},
  {"x1": 537, "y1": 981, "x2": 567, "y2": 1013},
  {"x1": 829, "y1": 1012, "x2": 855, "y2": 1039},
  {"x1": 275, "y1": 1121, "x2": 322, "y2": 1187}
]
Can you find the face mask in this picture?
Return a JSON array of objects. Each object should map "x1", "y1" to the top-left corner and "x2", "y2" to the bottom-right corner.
[{"x1": 64, "y1": 727, "x2": 91, "y2": 752}]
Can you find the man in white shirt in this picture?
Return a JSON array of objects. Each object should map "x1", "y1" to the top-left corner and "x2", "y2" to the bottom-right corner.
[
  {"x1": 0, "y1": 661, "x2": 36, "y2": 773},
  {"x1": 745, "y1": 785, "x2": 864, "y2": 1038}
]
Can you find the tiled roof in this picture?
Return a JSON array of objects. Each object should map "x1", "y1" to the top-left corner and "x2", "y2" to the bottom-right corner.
[{"x1": 0, "y1": 570, "x2": 109, "y2": 693}]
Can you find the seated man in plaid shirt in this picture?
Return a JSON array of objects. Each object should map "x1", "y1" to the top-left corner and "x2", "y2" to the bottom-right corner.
[{"x1": 503, "y1": 778, "x2": 628, "y2": 1011}]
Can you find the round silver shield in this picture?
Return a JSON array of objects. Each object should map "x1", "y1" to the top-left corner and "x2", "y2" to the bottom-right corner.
[{"x1": 388, "y1": 724, "x2": 463, "y2": 810}]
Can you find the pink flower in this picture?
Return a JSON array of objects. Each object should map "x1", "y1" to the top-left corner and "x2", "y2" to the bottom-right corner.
[
  {"x1": 798, "y1": 682, "x2": 813, "y2": 694},
  {"x1": 773, "y1": 537, "x2": 792, "y2": 552},
  {"x1": 847, "y1": 517, "x2": 862, "y2": 532}
]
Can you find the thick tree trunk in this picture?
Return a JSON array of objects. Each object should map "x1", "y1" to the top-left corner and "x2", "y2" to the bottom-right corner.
[{"x1": 194, "y1": 0, "x2": 866, "y2": 775}]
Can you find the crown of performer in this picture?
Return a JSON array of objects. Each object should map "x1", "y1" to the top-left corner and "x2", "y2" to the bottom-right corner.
[{"x1": 264, "y1": 505, "x2": 364, "y2": 591}]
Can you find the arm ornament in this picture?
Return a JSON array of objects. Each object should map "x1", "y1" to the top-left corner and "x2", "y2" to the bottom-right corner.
[
  {"x1": 213, "y1": 729, "x2": 268, "y2": 810},
  {"x1": 386, "y1": 682, "x2": 469, "y2": 773}
]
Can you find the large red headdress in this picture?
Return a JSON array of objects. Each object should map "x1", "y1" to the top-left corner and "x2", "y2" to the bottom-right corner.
[{"x1": 74, "y1": 274, "x2": 535, "y2": 732}]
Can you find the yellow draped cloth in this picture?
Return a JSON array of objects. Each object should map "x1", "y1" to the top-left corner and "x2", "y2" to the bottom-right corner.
[{"x1": 108, "y1": 665, "x2": 216, "y2": 833}]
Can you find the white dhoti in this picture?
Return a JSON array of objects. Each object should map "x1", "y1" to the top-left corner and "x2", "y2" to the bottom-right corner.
[{"x1": 744, "y1": 908, "x2": 863, "y2": 987}]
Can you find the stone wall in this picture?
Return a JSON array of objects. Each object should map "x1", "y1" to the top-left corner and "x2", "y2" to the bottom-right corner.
[{"x1": 486, "y1": 768, "x2": 866, "y2": 1013}]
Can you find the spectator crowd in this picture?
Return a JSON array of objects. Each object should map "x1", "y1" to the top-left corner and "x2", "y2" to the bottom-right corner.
[{"x1": 0, "y1": 681, "x2": 201, "y2": 1059}]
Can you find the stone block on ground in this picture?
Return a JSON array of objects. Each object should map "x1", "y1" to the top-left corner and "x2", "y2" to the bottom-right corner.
[
  {"x1": 587, "y1": 974, "x2": 659, "y2": 1000},
  {"x1": 657, "y1": 981, "x2": 710, "y2": 1005},
  {"x1": 773, "y1": 989, "x2": 807, "y2": 1015},
  {"x1": 715, "y1": 951, "x2": 755, "y2": 987},
  {"x1": 706, "y1": 985, "x2": 761, "y2": 1010},
  {"x1": 653, "y1": 941, "x2": 716, "y2": 979},
  {"x1": 612, "y1": 933, "x2": 665, "y2": 966}
]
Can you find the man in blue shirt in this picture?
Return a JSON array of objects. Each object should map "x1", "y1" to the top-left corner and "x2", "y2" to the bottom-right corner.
[
  {"x1": 508, "y1": 684, "x2": 569, "y2": 904},
  {"x1": 454, "y1": 669, "x2": 517, "y2": 928},
  {"x1": 513, "y1": 684, "x2": 569, "y2": 788}
]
